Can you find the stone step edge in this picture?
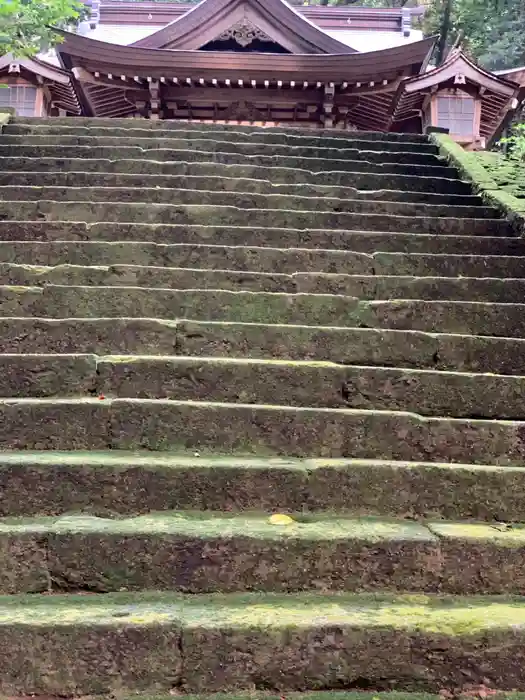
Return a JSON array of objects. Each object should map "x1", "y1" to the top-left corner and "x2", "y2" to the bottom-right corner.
[
  {"x1": 0, "y1": 170, "x2": 476, "y2": 198},
  {"x1": 1, "y1": 201, "x2": 499, "y2": 223},
  {"x1": 1, "y1": 225, "x2": 518, "y2": 245},
  {"x1": 0, "y1": 155, "x2": 458, "y2": 180},
  {"x1": 7, "y1": 263, "x2": 525, "y2": 286},
  {"x1": 6, "y1": 124, "x2": 436, "y2": 143},
  {"x1": 0, "y1": 134, "x2": 442, "y2": 157},
  {"x1": 3, "y1": 317, "x2": 524, "y2": 375},
  {"x1": 0, "y1": 172, "x2": 471, "y2": 199},
  {"x1": 3, "y1": 284, "x2": 525, "y2": 306},
  {"x1": 5, "y1": 126, "x2": 436, "y2": 147},
  {"x1": 1, "y1": 352, "x2": 523, "y2": 380},
  {"x1": 0, "y1": 158, "x2": 466, "y2": 191},
  {"x1": 0, "y1": 508, "x2": 519, "y2": 544},
  {"x1": 10, "y1": 116, "x2": 430, "y2": 139},
  {"x1": 1, "y1": 510, "x2": 525, "y2": 595},
  {"x1": 0, "y1": 315, "x2": 519, "y2": 338},
  {"x1": 0, "y1": 143, "x2": 452, "y2": 164},
  {"x1": 0, "y1": 591, "x2": 524, "y2": 694},
  {"x1": 0, "y1": 186, "x2": 491, "y2": 214},
  {"x1": 4, "y1": 251, "x2": 525, "y2": 263},
  {"x1": 1, "y1": 452, "x2": 524, "y2": 521},
  {"x1": 3, "y1": 398, "x2": 525, "y2": 461},
  {"x1": 3, "y1": 355, "x2": 525, "y2": 419},
  {"x1": 3, "y1": 263, "x2": 525, "y2": 284}
]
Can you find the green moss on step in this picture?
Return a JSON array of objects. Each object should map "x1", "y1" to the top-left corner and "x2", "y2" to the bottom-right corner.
[
  {"x1": 1, "y1": 591, "x2": 525, "y2": 634},
  {"x1": 0, "y1": 512, "x2": 436, "y2": 542}
]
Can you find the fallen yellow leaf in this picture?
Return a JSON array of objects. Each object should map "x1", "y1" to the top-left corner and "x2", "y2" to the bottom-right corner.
[{"x1": 268, "y1": 513, "x2": 295, "y2": 525}]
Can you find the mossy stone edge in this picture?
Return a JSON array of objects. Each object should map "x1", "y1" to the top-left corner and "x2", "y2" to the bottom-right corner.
[{"x1": 430, "y1": 133, "x2": 525, "y2": 235}]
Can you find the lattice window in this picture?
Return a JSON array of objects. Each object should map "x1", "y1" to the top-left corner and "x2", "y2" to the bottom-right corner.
[
  {"x1": 0, "y1": 86, "x2": 38, "y2": 116},
  {"x1": 436, "y1": 93, "x2": 476, "y2": 136}
]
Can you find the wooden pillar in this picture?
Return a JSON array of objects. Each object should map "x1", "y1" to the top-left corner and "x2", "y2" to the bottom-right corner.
[
  {"x1": 322, "y1": 83, "x2": 335, "y2": 128},
  {"x1": 148, "y1": 80, "x2": 161, "y2": 120}
]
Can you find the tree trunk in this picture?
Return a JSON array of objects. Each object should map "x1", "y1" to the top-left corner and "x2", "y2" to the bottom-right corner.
[{"x1": 435, "y1": 0, "x2": 453, "y2": 65}]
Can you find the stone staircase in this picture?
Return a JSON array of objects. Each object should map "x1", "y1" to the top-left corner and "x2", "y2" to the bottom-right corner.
[{"x1": 1, "y1": 116, "x2": 525, "y2": 695}]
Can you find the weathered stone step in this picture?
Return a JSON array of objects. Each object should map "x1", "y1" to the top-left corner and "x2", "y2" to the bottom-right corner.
[
  {"x1": 0, "y1": 146, "x2": 458, "y2": 177},
  {"x1": 0, "y1": 353, "x2": 96, "y2": 397},
  {"x1": 0, "y1": 186, "x2": 494, "y2": 220},
  {"x1": 1, "y1": 451, "x2": 524, "y2": 521},
  {"x1": 0, "y1": 241, "x2": 379, "y2": 272},
  {"x1": 10, "y1": 115, "x2": 432, "y2": 142},
  {"x1": 0, "y1": 156, "x2": 467, "y2": 191},
  {"x1": 0, "y1": 202, "x2": 508, "y2": 236},
  {"x1": 177, "y1": 320, "x2": 525, "y2": 375},
  {"x1": 377, "y1": 253, "x2": 525, "y2": 278},
  {"x1": 2, "y1": 251, "x2": 525, "y2": 281},
  {"x1": 366, "y1": 299, "x2": 525, "y2": 337},
  {"x1": 1, "y1": 224, "x2": 522, "y2": 256},
  {"x1": 97, "y1": 357, "x2": 525, "y2": 418},
  {"x1": 0, "y1": 134, "x2": 443, "y2": 166},
  {"x1": 0, "y1": 286, "x2": 363, "y2": 325},
  {"x1": 6, "y1": 122, "x2": 438, "y2": 152},
  {"x1": 1, "y1": 264, "x2": 523, "y2": 302},
  {"x1": 2, "y1": 286, "x2": 525, "y2": 337},
  {"x1": 4, "y1": 354, "x2": 525, "y2": 417},
  {"x1": 2, "y1": 318, "x2": 524, "y2": 376},
  {"x1": 0, "y1": 510, "x2": 442, "y2": 593},
  {"x1": 0, "y1": 397, "x2": 524, "y2": 462},
  {"x1": 3, "y1": 510, "x2": 525, "y2": 595},
  {"x1": 0, "y1": 590, "x2": 524, "y2": 693},
  {"x1": 0, "y1": 174, "x2": 483, "y2": 206}
]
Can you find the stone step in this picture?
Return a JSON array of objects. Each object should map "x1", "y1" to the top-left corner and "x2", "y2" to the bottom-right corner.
[
  {"x1": 0, "y1": 511, "x2": 442, "y2": 594},
  {"x1": 0, "y1": 134, "x2": 443, "y2": 165},
  {"x1": 0, "y1": 451, "x2": 523, "y2": 521},
  {"x1": 6, "y1": 122, "x2": 438, "y2": 151},
  {"x1": 175, "y1": 320, "x2": 525, "y2": 375},
  {"x1": 0, "y1": 241, "x2": 382, "y2": 271},
  {"x1": 1, "y1": 510, "x2": 525, "y2": 595},
  {"x1": 0, "y1": 156, "x2": 467, "y2": 190},
  {"x1": 2, "y1": 250, "x2": 525, "y2": 280},
  {"x1": 0, "y1": 225, "x2": 522, "y2": 255},
  {"x1": 96, "y1": 358, "x2": 525, "y2": 419},
  {"x1": 7, "y1": 353, "x2": 522, "y2": 418},
  {"x1": 0, "y1": 175, "x2": 483, "y2": 206},
  {"x1": 0, "y1": 397, "x2": 524, "y2": 462},
  {"x1": 0, "y1": 186, "x2": 495, "y2": 220},
  {"x1": 0, "y1": 145, "x2": 458, "y2": 178},
  {"x1": 0, "y1": 202, "x2": 508, "y2": 235},
  {"x1": 0, "y1": 590, "x2": 524, "y2": 693},
  {"x1": 10, "y1": 116, "x2": 432, "y2": 142},
  {"x1": 1, "y1": 286, "x2": 524, "y2": 336},
  {"x1": 1, "y1": 318, "x2": 523, "y2": 375},
  {"x1": 1, "y1": 264, "x2": 523, "y2": 301},
  {"x1": 0, "y1": 286, "x2": 363, "y2": 324}
]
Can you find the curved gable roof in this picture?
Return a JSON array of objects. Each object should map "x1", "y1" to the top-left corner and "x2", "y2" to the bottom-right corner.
[
  {"x1": 403, "y1": 49, "x2": 520, "y2": 95},
  {"x1": 131, "y1": 0, "x2": 357, "y2": 54}
]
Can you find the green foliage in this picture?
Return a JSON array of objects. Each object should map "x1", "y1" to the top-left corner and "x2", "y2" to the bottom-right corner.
[
  {"x1": 424, "y1": 0, "x2": 525, "y2": 70},
  {"x1": 499, "y1": 123, "x2": 525, "y2": 161},
  {"x1": 0, "y1": 0, "x2": 87, "y2": 57}
]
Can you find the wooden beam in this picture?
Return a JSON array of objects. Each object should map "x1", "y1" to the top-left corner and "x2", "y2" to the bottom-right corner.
[{"x1": 162, "y1": 86, "x2": 320, "y2": 103}]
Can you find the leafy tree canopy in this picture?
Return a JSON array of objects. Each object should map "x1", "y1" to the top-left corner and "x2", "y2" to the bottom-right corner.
[
  {"x1": 424, "y1": 0, "x2": 525, "y2": 70},
  {"x1": 0, "y1": 0, "x2": 86, "y2": 57}
]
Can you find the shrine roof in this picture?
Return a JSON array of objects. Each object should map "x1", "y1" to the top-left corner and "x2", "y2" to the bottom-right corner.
[
  {"x1": 128, "y1": 0, "x2": 356, "y2": 53},
  {"x1": 57, "y1": 30, "x2": 436, "y2": 84}
]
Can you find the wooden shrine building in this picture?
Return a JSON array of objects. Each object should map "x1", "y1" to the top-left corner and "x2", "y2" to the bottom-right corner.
[{"x1": 1, "y1": 0, "x2": 524, "y2": 146}]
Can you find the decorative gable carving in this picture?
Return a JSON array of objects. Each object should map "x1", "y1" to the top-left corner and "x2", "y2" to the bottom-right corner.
[{"x1": 215, "y1": 19, "x2": 272, "y2": 48}]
